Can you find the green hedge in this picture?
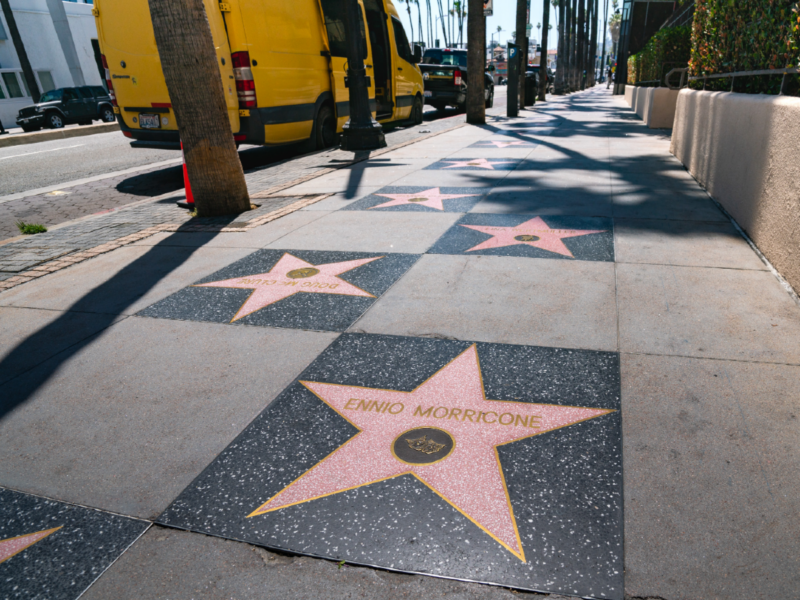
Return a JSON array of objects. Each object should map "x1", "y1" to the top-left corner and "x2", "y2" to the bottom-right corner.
[
  {"x1": 628, "y1": 26, "x2": 692, "y2": 86},
  {"x1": 690, "y1": 0, "x2": 800, "y2": 94}
]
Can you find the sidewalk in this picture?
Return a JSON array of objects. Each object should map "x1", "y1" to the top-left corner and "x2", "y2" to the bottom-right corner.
[{"x1": 1, "y1": 87, "x2": 799, "y2": 600}]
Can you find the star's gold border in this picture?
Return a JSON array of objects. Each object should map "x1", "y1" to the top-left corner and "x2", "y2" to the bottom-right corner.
[
  {"x1": 0, "y1": 526, "x2": 62, "y2": 565},
  {"x1": 246, "y1": 345, "x2": 616, "y2": 563},
  {"x1": 191, "y1": 252, "x2": 384, "y2": 323}
]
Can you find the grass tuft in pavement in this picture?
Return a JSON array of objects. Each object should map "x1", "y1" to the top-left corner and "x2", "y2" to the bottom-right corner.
[{"x1": 16, "y1": 221, "x2": 47, "y2": 235}]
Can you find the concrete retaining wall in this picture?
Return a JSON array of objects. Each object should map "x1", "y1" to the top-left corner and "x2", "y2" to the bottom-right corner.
[
  {"x1": 627, "y1": 86, "x2": 679, "y2": 128},
  {"x1": 671, "y1": 89, "x2": 800, "y2": 293}
]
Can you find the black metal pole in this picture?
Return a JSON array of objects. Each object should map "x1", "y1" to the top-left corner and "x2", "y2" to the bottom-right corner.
[{"x1": 340, "y1": 0, "x2": 386, "y2": 151}]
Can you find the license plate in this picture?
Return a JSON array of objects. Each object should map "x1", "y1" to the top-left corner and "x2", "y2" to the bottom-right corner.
[
  {"x1": 139, "y1": 113, "x2": 160, "y2": 129},
  {"x1": 424, "y1": 91, "x2": 433, "y2": 97}
]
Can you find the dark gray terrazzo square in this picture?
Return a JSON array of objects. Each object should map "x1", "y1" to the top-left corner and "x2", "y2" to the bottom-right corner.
[
  {"x1": 158, "y1": 333, "x2": 623, "y2": 599},
  {"x1": 341, "y1": 186, "x2": 486, "y2": 213},
  {"x1": 138, "y1": 249, "x2": 420, "y2": 332},
  {"x1": 423, "y1": 158, "x2": 522, "y2": 171},
  {"x1": 427, "y1": 213, "x2": 615, "y2": 262},
  {"x1": 0, "y1": 487, "x2": 148, "y2": 600}
]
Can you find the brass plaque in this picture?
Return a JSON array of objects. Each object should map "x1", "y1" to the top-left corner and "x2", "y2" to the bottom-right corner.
[
  {"x1": 286, "y1": 267, "x2": 320, "y2": 279},
  {"x1": 392, "y1": 427, "x2": 455, "y2": 465},
  {"x1": 408, "y1": 197, "x2": 428, "y2": 203},
  {"x1": 514, "y1": 234, "x2": 541, "y2": 242}
]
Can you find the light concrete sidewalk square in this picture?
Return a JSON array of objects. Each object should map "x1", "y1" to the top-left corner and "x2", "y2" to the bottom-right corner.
[
  {"x1": 617, "y1": 263, "x2": 800, "y2": 364},
  {"x1": 354, "y1": 254, "x2": 618, "y2": 351},
  {"x1": 0, "y1": 317, "x2": 337, "y2": 519},
  {"x1": 265, "y1": 211, "x2": 461, "y2": 254}
]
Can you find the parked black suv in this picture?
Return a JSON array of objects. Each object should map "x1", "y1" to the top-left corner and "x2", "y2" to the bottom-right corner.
[{"x1": 16, "y1": 86, "x2": 115, "y2": 132}]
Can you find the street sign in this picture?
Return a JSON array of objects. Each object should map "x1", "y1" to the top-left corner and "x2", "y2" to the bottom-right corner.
[
  {"x1": 525, "y1": 23, "x2": 532, "y2": 35},
  {"x1": 483, "y1": 0, "x2": 492, "y2": 16}
]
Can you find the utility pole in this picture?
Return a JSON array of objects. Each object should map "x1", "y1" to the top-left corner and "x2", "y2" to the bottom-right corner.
[
  {"x1": 340, "y1": 0, "x2": 386, "y2": 150},
  {"x1": 148, "y1": 0, "x2": 251, "y2": 217},
  {"x1": 465, "y1": 0, "x2": 485, "y2": 123},
  {"x1": 0, "y1": 0, "x2": 40, "y2": 102}
]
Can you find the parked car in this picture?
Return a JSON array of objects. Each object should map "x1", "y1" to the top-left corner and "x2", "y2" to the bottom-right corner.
[
  {"x1": 15, "y1": 86, "x2": 116, "y2": 132},
  {"x1": 527, "y1": 66, "x2": 555, "y2": 94},
  {"x1": 419, "y1": 48, "x2": 494, "y2": 111}
]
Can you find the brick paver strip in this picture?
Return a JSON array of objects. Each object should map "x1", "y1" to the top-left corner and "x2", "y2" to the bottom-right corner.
[{"x1": 0, "y1": 118, "x2": 466, "y2": 292}]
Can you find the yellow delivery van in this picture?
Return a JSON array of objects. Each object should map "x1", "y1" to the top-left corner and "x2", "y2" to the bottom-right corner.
[{"x1": 92, "y1": 0, "x2": 424, "y2": 148}]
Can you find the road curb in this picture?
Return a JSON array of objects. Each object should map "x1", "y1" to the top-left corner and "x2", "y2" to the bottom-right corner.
[{"x1": 0, "y1": 122, "x2": 120, "y2": 148}]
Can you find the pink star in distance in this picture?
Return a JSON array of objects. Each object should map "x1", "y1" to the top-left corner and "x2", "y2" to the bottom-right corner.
[
  {"x1": 481, "y1": 141, "x2": 529, "y2": 148},
  {"x1": 442, "y1": 158, "x2": 514, "y2": 170},
  {"x1": 462, "y1": 216, "x2": 606, "y2": 257},
  {"x1": 196, "y1": 253, "x2": 382, "y2": 322},
  {"x1": 1, "y1": 527, "x2": 61, "y2": 565},
  {"x1": 249, "y1": 346, "x2": 613, "y2": 561},
  {"x1": 371, "y1": 187, "x2": 478, "y2": 211}
]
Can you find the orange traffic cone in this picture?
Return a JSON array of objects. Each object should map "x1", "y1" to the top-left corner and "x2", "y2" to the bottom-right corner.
[{"x1": 181, "y1": 141, "x2": 194, "y2": 205}]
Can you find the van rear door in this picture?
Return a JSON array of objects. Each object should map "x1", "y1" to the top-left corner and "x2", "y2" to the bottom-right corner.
[
  {"x1": 94, "y1": 0, "x2": 239, "y2": 137},
  {"x1": 316, "y1": 0, "x2": 376, "y2": 130}
]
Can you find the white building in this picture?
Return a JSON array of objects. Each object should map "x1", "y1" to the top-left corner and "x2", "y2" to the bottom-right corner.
[{"x1": 0, "y1": 0, "x2": 102, "y2": 127}]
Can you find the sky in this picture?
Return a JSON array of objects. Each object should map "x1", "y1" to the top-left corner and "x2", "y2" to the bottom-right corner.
[{"x1": 394, "y1": 0, "x2": 613, "y2": 53}]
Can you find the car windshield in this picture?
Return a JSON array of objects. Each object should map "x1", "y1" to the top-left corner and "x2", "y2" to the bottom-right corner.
[
  {"x1": 422, "y1": 50, "x2": 468, "y2": 67},
  {"x1": 39, "y1": 89, "x2": 64, "y2": 102}
]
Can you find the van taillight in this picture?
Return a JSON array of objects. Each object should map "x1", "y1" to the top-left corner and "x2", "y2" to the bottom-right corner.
[
  {"x1": 231, "y1": 51, "x2": 256, "y2": 109},
  {"x1": 454, "y1": 69, "x2": 462, "y2": 86},
  {"x1": 100, "y1": 54, "x2": 117, "y2": 106}
]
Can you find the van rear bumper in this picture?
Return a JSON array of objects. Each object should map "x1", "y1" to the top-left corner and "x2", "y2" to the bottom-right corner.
[{"x1": 117, "y1": 112, "x2": 265, "y2": 145}]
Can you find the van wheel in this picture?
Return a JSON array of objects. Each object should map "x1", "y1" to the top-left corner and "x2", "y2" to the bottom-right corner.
[
  {"x1": 315, "y1": 105, "x2": 336, "y2": 149},
  {"x1": 411, "y1": 96, "x2": 423, "y2": 125},
  {"x1": 46, "y1": 112, "x2": 64, "y2": 129}
]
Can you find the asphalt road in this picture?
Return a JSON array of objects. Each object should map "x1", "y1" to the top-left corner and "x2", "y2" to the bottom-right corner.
[
  {"x1": 0, "y1": 95, "x2": 505, "y2": 241},
  {"x1": 0, "y1": 132, "x2": 181, "y2": 198}
]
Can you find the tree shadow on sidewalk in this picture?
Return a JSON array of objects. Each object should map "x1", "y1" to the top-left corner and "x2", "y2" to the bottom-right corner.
[{"x1": 0, "y1": 226, "x2": 230, "y2": 421}]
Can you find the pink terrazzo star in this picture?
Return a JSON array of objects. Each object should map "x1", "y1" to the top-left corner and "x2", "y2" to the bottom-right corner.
[
  {"x1": 249, "y1": 346, "x2": 613, "y2": 561},
  {"x1": 195, "y1": 253, "x2": 382, "y2": 322},
  {"x1": 462, "y1": 216, "x2": 606, "y2": 257},
  {"x1": 480, "y1": 141, "x2": 530, "y2": 148},
  {"x1": 370, "y1": 187, "x2": 478, "y2": 211},
  {"x1": 0, "y1": 527, "x2": 61, "y2": 565},
  {"x1": 442, "y1": 158, "x2": 514, "y2": 170}
]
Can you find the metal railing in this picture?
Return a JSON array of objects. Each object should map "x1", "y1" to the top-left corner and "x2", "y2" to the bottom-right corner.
[
  {"x1": 688, "y1": 66, "x2": 799, "y2": 95},
  {"x1": 660, "y1": 2, "x2": 695, "y2": 30}
]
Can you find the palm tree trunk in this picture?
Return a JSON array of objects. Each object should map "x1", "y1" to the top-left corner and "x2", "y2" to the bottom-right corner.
[
  {"x1": 555, "y1": 1, "x2": 566, "y2": 93},
  {"x1": 568, "y1": 0, "x2": 576, "y2": 91},
  {"x1": 589, "y1": 0, "x2": 600, "y2": 86},
  {"x1": 600, "y1": 0, "x2": 609, "y2": 83},
  {"x1": 514, "y1": 0, "x2": 528, "y2": 107},
  {"x1": 418, "y1": 0, "x2": 424, "y2": 47},
  {"x1": 436, "y1": 0, "x2": 448, "y2": 46},
  {"x1": 577, "y1": 0, "x2": 585, "y2": 90},
  {"x1": 148, "y1": 0, "x2": 250, "y2": 217},
  {"x1": 465, "y1": 0, "x2": 485, "y2": 123},
  {"x1": 405, "y1": 0, "x2": 414, "y2": 45},
  {"x1": 538, "y1": 0, "x2": 551, "y2": 100}
]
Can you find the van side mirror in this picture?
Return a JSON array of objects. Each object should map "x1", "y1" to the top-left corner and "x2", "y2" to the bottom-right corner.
[{"x1": 413, "y1": 45, "x2": 423, "y2": 64}]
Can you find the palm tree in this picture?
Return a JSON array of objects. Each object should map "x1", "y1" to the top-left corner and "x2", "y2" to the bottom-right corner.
[
  {"x1": 465, "y1": 0, "x2": 485, "y2": 123},
  {"x1": 148, "y1": 0, "x2": 250, "y2": 217},
  {"x1": 453, "y1": 0, "x2": 467, "y2": 46},
  {"x1": 538, "y1": 0, "x2": 551, "y2": 100},
  {"x1": 436, "y1": 0, "x2": 449, "y2": 46},
  {"x1": 401, "y1": 0, "x2": 414, "y2": 45}
]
